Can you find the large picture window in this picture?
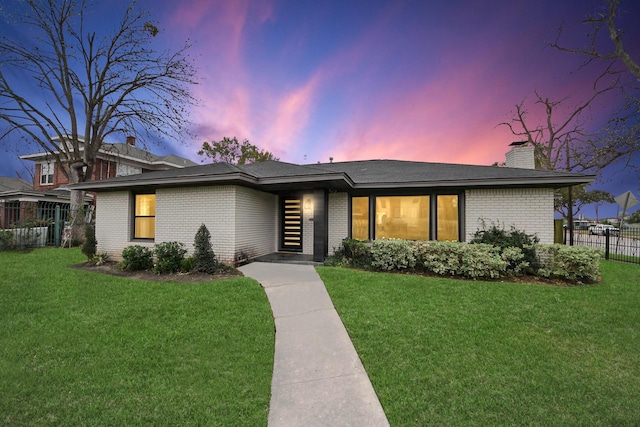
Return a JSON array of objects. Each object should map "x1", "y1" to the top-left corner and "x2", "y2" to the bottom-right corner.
[
  {"x1": 352, "y1": 197, "x2": 369, "y2": 240},
  {"x1": 351, "y1": 194, "x2": 461, "y2": 241},
  {"x1": 134, "y1": 194, "x2": 155, "y2": 239},
  {"x1": 375, "y1": 196, "x2": 429, "y2": 240}
]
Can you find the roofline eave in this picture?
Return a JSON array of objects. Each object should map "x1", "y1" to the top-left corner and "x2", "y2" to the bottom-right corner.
[
  {"x1": 352, "y1": 175, "x2": 596, "y2": 190},
  {"x1": 68, "y1": 172, "x2": 260, "y2": 191}
]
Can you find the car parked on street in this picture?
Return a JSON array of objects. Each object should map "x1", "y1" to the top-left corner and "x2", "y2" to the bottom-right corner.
[{"x1": 588, "y1": 224, "x2": 620, "y2": 236}]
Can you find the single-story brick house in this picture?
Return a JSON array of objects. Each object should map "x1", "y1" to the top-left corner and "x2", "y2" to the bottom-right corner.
[{"x1": 70, "y1": 145, "x2": 593, "y2": 263}]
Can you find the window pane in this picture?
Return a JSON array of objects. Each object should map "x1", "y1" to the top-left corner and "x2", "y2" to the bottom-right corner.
[
  {"x1": 134, "y1": 194, "x2": 155, "y2": 239},
  {"x1": 41, "y1": 163, "x2": 53, "y2": 184},
  {"x1": 375, "y1": 196, "x2": 429, "y2": 240},
  {"x1": 352, "y1": 197, "x2": 369, "y2": 240},
  {"x1": 437, "y1": 195, "x2": 459, "y2": 241},
  {"x1": 135, "y1": 218, "x2": 155, "y2": 239},
  {"x1": 135, "y1": 194, "x2": 155, "y2": 216}
]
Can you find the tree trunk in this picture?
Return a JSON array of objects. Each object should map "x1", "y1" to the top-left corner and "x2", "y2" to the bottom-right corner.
[{"x1": 68, "y1": 163, "x2": 86, "y2": 245}]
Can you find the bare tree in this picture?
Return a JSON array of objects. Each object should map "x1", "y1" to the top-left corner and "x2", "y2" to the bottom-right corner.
[
  {"x1": 0, "y1": 0, "x2": 197, "y2": 236},
  {"x1": 551, "y1": 0, "x2": 640, "y2": 81},
  {"x1": 499, "y1": 83, "x2": 638, "y2": 175},
  {"x1": 500, "y1": 84, "x2": 639, "y2": 242}
]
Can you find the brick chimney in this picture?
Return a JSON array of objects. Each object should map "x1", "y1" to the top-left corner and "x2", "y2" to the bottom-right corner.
[
  {"x1": 505, "y1": 142, "x2": 535, "y2": 169},
  {"x1": 126, "y1": 136, "x2": 136, "y2": 146}
]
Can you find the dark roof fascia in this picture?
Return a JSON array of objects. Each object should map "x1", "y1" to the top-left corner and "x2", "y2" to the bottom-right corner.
[
  {"x1": 69, "y1": 171, "x2": 355, "y2": 192},
  {"x1": 257, "y1": 173, "x2": 354, "y2": 189},
  {"x1": 351, "y1": 174, "x2": 595, "y2": 190},
  {"x1": 69, "y1": 171, "x2": 260, "y2": 191}
]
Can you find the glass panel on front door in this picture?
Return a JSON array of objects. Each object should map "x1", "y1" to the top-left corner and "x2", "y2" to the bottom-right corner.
[{"x1": 282, "y1": 198, "x2": 302, "y2": 251}]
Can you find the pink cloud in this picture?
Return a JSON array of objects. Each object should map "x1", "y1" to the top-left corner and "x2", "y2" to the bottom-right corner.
[{"x1": 258, "y1": 73, "x2": 322, "y2": 156}]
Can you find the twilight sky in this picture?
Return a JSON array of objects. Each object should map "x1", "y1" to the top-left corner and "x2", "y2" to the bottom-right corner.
[{"x1": 1, "y1": 0, "x2": 639, "y2": 217}]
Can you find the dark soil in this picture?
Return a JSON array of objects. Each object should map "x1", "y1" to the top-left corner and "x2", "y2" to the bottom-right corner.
[{"x1": 70, "y1": 261, "x2": 243, "y2": 283}]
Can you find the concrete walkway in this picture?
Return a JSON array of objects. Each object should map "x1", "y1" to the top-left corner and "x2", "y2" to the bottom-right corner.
[{"x1": 238, "y1": 262, "x2": 389, "y2": 427}]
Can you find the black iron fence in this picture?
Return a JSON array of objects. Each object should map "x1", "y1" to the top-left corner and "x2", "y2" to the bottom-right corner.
[
  {"x1": 566, "y1": 226, "x2": 640, "y2": 264},
  {"x1": 0, "y1": 200, "x2": 73, "y2": 249}
]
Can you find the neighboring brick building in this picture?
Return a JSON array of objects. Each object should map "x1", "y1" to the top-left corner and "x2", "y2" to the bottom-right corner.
[
  {"x1": 70, "y1": 144, "x2": 594, "y2": 264},
  {"x1": 1, "y1": 136, "x2": 195, "y2": 244},
  {"x1": 20, "y1": 135, "x2": 196, "y2": 191}
]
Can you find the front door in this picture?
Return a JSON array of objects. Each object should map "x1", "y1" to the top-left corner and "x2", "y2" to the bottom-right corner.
[{"x1": 281, "y1": 197, "x2": 303, "y2": 252}]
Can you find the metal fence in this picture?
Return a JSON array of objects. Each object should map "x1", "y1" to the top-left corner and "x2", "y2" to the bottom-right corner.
[
  {"x1": 566, "y1": 227, "x2": 640, "y2": 264},
  {"x1": 0, "y1": 200, "x2": 73, "y2": 249}
]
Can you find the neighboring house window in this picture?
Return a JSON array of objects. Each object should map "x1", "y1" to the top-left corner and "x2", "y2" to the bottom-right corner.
[
  {"x1": 134, "y1": 194, "x2": 155, "y2": 239},
  {"x1": 352, "y1": 197, "x2": 369, "y2": 240},
  {"x1": 437, "y1": 195, "x2": 459, "y2": 241},
  {"x1": 40, "y1": 163, "x2": 54, "y2": 185},
  {"x1": 351, "y1": 194, "x2": 461, "y2": 241},
  {"x1": 376, "y1": 196, "x2": 430, "y2": 240}
]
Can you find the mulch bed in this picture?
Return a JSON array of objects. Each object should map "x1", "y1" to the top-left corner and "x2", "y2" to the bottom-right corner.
[{"x1": 70, "y1": 261, "x2": 243, "y2": 283}]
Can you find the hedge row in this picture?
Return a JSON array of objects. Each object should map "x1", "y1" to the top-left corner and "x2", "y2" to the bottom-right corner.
[{"x1": 327, "y1": 238, "x2": 601, "y2": 284}]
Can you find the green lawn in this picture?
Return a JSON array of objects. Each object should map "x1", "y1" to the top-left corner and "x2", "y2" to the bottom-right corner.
[
  {"x1": 318, "y1": 262, "x2": 640, "y2": 426},
  {"x1": 0, "y1": 248, "x2": 274, "y2": 426}
]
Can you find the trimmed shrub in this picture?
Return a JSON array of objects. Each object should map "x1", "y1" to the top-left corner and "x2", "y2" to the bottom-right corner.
[
  {"x1": 501, "y1": 247, "x2": 529, "y2": 276},
  {"x1": 458, "y1": 244, "x2": 506, "y2": 279},
  {"x1": 81, "y1": 224, "x2": 97, "y2": 260},
  {"x1": 536, "y1": 244, "x2": 601, "y2": 283},
  {"x1": 325, "y1": 238, "x2": 372, "y2": 268},
  {"x1": 412, "y1": 241, "x2": 462, "y2": 276},
  {"x1": 342, "y1": 238, "x2": 372, "y2": 268},
  {"x1": 180, "y1": 256, "x2": 195, "y2": 272},
  {"x1": 412, "y1": 241, "x2": 507, "y2": 279},
  {"x1": 193, "y1": 224, "x2": 218, "y2": 273},
  {"x1": 370, "y1": 239, "x2": 416, "y2": 271},
  {"x1": 121, "y1": 245, "x2": 154, "y2": 271},
  {"x1": 154, "y1": 241, "x2": 187, "y2": 274},
  {"x1": 471, "y1": 222, "x2": 540, "y2": 272}
]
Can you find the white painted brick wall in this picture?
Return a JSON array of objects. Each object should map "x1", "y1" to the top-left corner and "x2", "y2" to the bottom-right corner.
[
  {"x1": 465, "y1": 188, "x2": 554, "y2": 244},
  {"x1": 96, "y1": 185, "x2": 278, "y2": 264},
  {"x1": 328, "y1": 192, "x2": 349, "y2": 254},
  {"x1": 94, "y1": 191, "x2": 144, "y2": 260},
  {"x1": 156, "y1": 186, "x2": 237, "y2": 262},
  {"x1": 234, "y1": 186, "x2": 277, "y2": 261}
]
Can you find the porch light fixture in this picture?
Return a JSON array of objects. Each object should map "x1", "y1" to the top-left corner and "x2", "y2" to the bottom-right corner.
[{"x1": 303, "y1": 197, "x2": 314, "y2": 216}]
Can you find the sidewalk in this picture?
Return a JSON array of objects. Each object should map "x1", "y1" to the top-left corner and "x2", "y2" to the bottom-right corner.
[{"x1": 238, "y1": 262, "x2": 389, "y2": 427}]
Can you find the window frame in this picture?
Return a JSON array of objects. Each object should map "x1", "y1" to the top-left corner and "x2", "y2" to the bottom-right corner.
[
  {"x1": 40, "y1": 162, "x2": 54, "y2": 185},
  {"x1": 349, "y1": 191, "x2": 464, "y2": 242},
  {"x1": 132, "y1": 192, "x2": 156, "y2": 240}
]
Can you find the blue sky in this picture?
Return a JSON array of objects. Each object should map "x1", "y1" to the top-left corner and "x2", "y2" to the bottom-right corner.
[{"x1": 1, "y1": 0, "x2": 639, "y2": 218}]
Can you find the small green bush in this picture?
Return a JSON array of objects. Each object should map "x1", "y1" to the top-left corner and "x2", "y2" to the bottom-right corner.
[
  {"x1": 193, "y1": 224, "x2": 218, "y2": 273},
  {"x1": 471, "y1": 222, "x2": 540, "y2": 272},
  {"x1": 325, "y1": 238, "x2": 372, "y2": 268},
  {"x1": 370, "y1": 239, "x2": 416, "y2": 271},
  {"x1": 536, "y1": 244, "x2": 601, "y2": 283},
  {"x1": 154, "y1": 241, "x2": 187, "y2": 274},
  {"x1": 0, "y1": 230, "x2": 13, "y2": 251},
  {"x1": 121, "y1": 245, "x2": 154, "y2": 271},
  {"x1": 180, "y1": 256, "x2": 195, "y2": 272},
  {"x1": 81, "y1": 224, "x2": 97, "y2": 260}
]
